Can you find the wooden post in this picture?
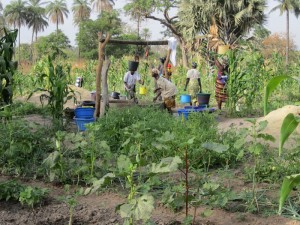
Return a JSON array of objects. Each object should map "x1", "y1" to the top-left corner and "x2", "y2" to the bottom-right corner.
[
  {"x1": 100, "y1": 60, "x2": 111, "y2": 117},
  {"x1": 95, "y1": 32, "x2": 110, "y2": 118}
]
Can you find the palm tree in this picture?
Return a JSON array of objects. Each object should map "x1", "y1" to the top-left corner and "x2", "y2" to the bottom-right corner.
[
  {"x1": 27, "y1": 0, "x2": 48, "y2": 43},
  {"x1": 4, "y1": 0, "x2": 28, "y2": 64},
  {"x1": 46, "y1": 0, "x2": 69, "y2": 33},
  {"x1": 91, "y1": 0, "x2": 114, "y2": 13},
  {"x1": 72, "y1": 0, "x2": 91, "y2": 58},
  {"x1": 270, "y1": 0, "x2": 300, "y2": 67}
]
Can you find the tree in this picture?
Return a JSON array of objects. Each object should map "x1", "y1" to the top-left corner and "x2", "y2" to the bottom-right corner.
[
  {"x1": 46, "y1": 0, "x2": 69, "y2": 33},
  {"x1": 269, "y1": 0, "x2": 300, "y2": 67},
  {"x1": 126, "y1": 0, "x2": 190, "y2": 67},
  {"x1": 178, "y1": 0, "x2": 266, "y2": 45},
  {"x1": 262, "y1": 33, "x2": 296, "y2": 59},
  {"x1": 141, "y1": 28, "x2": 151, "y2": 40},
  {"x1": 72, "y1": 0, "x2": 91, "y2": 58},
  {"x1": 76, "y1": 11, "x2": 136, "y2": 59},
  {"x1": 35, "y1": 29, "x2": 71, "y2": 59},
  {"x1": 27, "y1": 0, "x2": 48, "y2": 43},
  {"x1": 124, "y1": 0, "x2": 150, "y2": 38},
  {"x1": 91, "y1": 0, "x2": 114, "y2": 13},
  {"x1": 0, "y1": 1, "x2": 5, "y2": 36},
  {"x1": 4, "y1": 0, "x2": 28, "y2": 64}
]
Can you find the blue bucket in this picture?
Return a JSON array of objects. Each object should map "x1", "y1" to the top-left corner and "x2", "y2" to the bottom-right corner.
[
  {"x1": 74, "y1": 117, "x2": 95, "y2": 131},
  {"x1": 74, "y1": 107, "x2": 95, "y2": 118},
  {"x1": 180, "y1": 95, "x2": 191, "y2": 103}
]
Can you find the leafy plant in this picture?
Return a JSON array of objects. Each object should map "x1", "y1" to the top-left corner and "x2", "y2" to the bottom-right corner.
[
  {"x1": 264, "y1": 75, "x2": 300, "y2": 116},
  {"x1": 0, "y1": 180, "x2": 48, "y2": 208},
  {"x1": 19, "y1": 186, "x2": 49, "y2": 208},
  {"x1": 58, "y1": 185, "x2": 84, "y2": 225},
  {"x1": 29, "y1": 56, "x2": 76, "y2": 130},
  {"x1": 0, "y1": 28, "x2": 18, "y2": 106},
  {"x1": 279, "y1": 113, "x2": 300, "y2": 156}
]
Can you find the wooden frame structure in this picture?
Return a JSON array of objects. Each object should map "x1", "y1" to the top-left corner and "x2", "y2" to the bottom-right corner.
[{"x1": 95, "y1": 32, "x2": 170, "y2": 118}]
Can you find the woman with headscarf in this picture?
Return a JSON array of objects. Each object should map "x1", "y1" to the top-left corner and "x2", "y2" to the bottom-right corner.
[
  {"x1": 215, "y1": 58, "x2": 229, "y2": 110},
  {"x1": 152, "y1": 68, "x2": 177, "y2": 113}
]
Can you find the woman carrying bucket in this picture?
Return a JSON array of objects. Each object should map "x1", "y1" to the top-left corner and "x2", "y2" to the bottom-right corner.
[
  {"x1": 215, "y1": 58, "x2": 229, "y2": 110},
  {"x1": 124, "y1": 60, "x2": 144, "y2": 103}
]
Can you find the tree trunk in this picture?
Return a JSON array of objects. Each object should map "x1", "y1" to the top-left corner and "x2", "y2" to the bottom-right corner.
[
  {"x1": 56, "y1": 19, "x2": 58, "y2": 34},
  {"x1": 94, "y1": 32, "x2": 111, "y2": 118},
  {"x1": 137, "y1": 16, "x2": 140, "y2": 38},
  {"x1": 100, "y1": 60, "x2": 111, "y2": 117},
  {"x1": 31, "y1": 27, "x2": 34, "y2": 63},
  {"x1": 286, "y1": 10, "x2": 289, "y2": 68},
  {"x1": 18, "y1": 22, "x2": 20, "y2": 66},
  {"x1": 181, "y1": 42, "x2": 189, "y2": 68}
]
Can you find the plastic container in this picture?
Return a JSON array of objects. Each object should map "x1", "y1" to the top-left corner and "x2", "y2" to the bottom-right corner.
[
  {"x1": 74, "y1": 117, "x2": 95, "y2": 131},
  {"x1": 218, "y1": 45, "x2": 230, "y2": 54},
  {"x1": 82, "y1": 101, "x2": 95, "y2": 108},
  {"x1": 128, "y1": 61, "x2": 139, "y2": 71},
  {"x1": 74, "y1": 107, "x2": 95, "y2": 118},
  {"x1": 139, "y1": 86, "x2": 147, "y2": 95},
  {"x1": 180, "y1": 94, "x2": 191, "y2": 103},
  {"x1": 177, "y1": 109, "x2": 191, "y2": 120},
  {"x1": 197, "y1": 93, "x2": 211, "y2": 106},
  {"x1": 75, "y1": 77, "x2": 83, "y2": 87}
]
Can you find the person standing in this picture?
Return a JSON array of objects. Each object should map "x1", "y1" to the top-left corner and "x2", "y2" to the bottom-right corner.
[
  {"x1": 124, "y1": 70, "x2": 144, "y2": 103},
  {"x1": 184, "y1": 62, "x2": 202, "y2": 105},
  {"x1": 152, "y1": 69, "x2": 177, "y2": 113},
  {"x1": 215, "y1": 58, "x2": 229, "y2": 110}
]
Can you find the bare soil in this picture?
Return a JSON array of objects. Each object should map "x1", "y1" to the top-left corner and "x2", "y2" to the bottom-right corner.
[{"x1": 1, "y1": 175, "x2": 300, "y2": 225}]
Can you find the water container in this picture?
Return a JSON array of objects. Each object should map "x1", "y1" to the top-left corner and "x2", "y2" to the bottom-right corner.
[
  {"x1": 75, "y1": 77, "x2": 83, "y2": 87},
  {"x1": 197, "y1": 93, "x2": 211, "y2": 106},
  {"x1": 139, "y1": 86, "x2": 147, "y2": 95},
  {"x1": 218, "y1": 45, "x2": 230, "y2": 54},
  {"x1": 180, "y1": 94, "x2": 191, "y2": 103},
  {"x1": 128, "y1": 61, "x2": 139, "y2": 71}
]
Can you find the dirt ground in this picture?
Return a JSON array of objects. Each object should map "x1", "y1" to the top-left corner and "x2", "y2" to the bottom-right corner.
[{"x1": 7, "y1": 88, "x2": 300, "y2": 225}]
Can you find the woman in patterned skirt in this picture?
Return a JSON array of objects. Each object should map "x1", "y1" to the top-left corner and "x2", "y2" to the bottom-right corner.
[{"x1": 215, "y1": 59, "x2": 229, "y2": 110}]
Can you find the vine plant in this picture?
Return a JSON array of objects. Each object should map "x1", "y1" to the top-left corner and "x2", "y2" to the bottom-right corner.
[{"x1": 0, "y1": 28, "x2": 18, "y2": 106}]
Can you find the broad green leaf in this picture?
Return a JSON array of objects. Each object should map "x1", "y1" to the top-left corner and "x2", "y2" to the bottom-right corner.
[
  {"x1": 279, "y1": 114, "x2": 300, "y2": 157},
  {"x1": 85, "y1": 173, "x2": 115, "y2": 195},
  {"x1": 234, "y1": 138, "x2": 246, "y2": 149},
  {"x1": 117, "y1": 155, "x2": 132, "y2": 174},
  {"x1": 150, "y1": 156, "x2": 182, "y2": 173},
  {"x1": 257, "y1": 120, "x2": 268, "y2": 132},
  {"x1": 249, "y1": 143, "x2": 263, "y2": 156},
  {"x1": 201, "y1": 208, "x2": 213, "y2": 218},
  {"x1": 119, "y1": 203, "x2": 134, "y2": 218},
  {"x1": 134, "y1": 194, "x2": 154, "y2": 221},
  {"x1": 43, "y1": 151, "x2": 60, "y2": 168},
  {"x1": 156, "y1": 131, "x2": 175, "y2": 143},
  {"x1": 201, "y1": 142, "x2": 229, "y2": 153},
  {"x1": 264, "y1": 75, "x2": 291, "y2": 116},
  {"x1": 279, "y1": 173, "x2": 300, "y2": 214},
  {"x1": 244, "y1": 118, "x2": 256, "y2": 124},
  {"x1": 257, "y1": 133, "x2": 275, "y2": 142}
]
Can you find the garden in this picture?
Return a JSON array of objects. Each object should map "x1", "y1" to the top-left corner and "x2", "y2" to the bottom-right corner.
[{"x1": 1, "y1": 0, "x2": 300, "y2": 225}]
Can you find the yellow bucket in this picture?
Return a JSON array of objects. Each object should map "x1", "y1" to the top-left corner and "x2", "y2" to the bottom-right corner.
[
  {"x1": 139, "y1": 86, "x2": 147, "y2": 95},
  {"x1": 218, "y1": 45, "x2": 230, "y2": 54}
]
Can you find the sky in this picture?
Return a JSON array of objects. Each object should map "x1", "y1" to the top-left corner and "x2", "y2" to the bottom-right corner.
[{"x1": 1, "y1": 0, "x2": 300, "y2": 49}]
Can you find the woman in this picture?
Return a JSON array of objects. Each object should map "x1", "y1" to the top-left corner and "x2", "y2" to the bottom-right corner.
[
  {"x1": 215, "y1": 58, "x2": 229, "y2": 110},
  {"x1": 184, "y1": 62, "x2": 202, "y2": 105}
]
